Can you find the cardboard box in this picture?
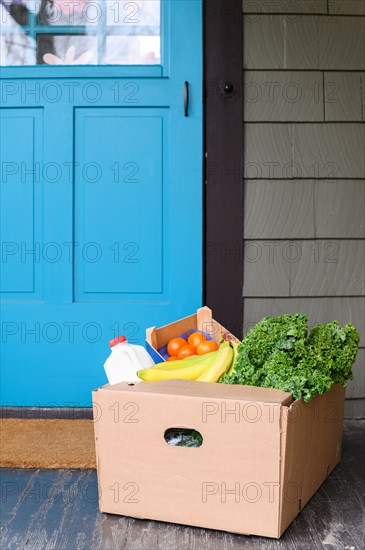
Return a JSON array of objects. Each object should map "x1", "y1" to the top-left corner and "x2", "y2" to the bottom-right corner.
[
  {"x1": 93, "y1": 386, "x2": 345, "y2": 538},
  {"x1": 145, "y1": 306, "x2": 239, "y2": 362},
  {"x1": 92, "y1": 308, "x2": 345, "y2": 538}
]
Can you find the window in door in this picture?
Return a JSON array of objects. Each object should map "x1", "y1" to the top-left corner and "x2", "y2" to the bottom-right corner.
[{"x1": 0, "y1": 0, "x2": 160, "y2": 66}]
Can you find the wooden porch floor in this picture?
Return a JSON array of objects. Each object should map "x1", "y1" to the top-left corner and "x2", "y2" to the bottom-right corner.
[{"x1": 1, "y1": 420, "x2": 364, "y2": 550}]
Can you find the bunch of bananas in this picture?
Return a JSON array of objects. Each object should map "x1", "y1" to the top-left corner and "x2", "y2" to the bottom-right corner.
[{"x1": 137, "y1": 340, "x2": 238, "y2": 383}]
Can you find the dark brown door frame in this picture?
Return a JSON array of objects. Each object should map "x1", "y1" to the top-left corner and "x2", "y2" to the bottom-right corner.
[{"x1": 204, "y1": 0, "x2": 244, "y2": 338}]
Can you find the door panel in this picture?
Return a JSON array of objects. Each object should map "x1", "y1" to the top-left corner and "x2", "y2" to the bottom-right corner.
[
  {"x1": 0, "y1": 109, "x2": 43, "y2": 298},
  {"x1": 74, "y1": 108, "x2": 165, "y2": 299},
  {"x1": 0, "y1": 0, "x2": 203, "y2": 405}
]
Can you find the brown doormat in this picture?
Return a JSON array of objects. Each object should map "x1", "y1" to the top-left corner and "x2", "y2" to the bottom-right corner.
[{"x1": 0, "y1": 419, "x2": 96, "y2": 469}]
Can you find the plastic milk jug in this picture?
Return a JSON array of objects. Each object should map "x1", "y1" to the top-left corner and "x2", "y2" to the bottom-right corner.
[{"x1": 104, "y1": 336, "x2": 154, "y2": 384}]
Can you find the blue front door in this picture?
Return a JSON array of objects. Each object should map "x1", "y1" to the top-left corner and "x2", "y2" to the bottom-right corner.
[{"x1": 0, "y1": 0, "x2": 203, "y2": 405}]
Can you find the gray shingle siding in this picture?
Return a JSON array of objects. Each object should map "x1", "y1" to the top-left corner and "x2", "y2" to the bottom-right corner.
[{"x1": 242, "y1": 0, "x2": 365, "y2": 417}]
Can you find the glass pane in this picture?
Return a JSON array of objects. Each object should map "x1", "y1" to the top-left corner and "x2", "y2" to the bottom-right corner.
[
  {"x1": 38, "y1": 0, "x2": 99, "y2": 26},
  {"x1": 37, "y1": 34, "x2": 97, "y2": 65},
  {"x1": 7, "y1": 1, "x2": 28, "y2": 25},
  {"x1": 106, "y1": 0, "x2": 160, "y2": 27},
  {"x1": 106, "y1": 35, "x2": 159, "y2": 64},
  {"x1": 0, "y1": 30, "x2": 36, "y2": 66},
  {"x1": 37, "y1": 0, "x2": 160, "y2": 27},
  {"x1": 0, "y1": 0, "x2": 161, "y2": 66}
]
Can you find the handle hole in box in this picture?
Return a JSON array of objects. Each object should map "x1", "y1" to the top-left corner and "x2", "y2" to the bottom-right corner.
[{"x1": 164, "y1": 428, "x2": 203, "y2": 448}]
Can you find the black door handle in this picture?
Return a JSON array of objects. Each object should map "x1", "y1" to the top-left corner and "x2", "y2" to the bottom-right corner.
[{"x1": 184, "y1": 81, "x2": 189, "y2": 117}]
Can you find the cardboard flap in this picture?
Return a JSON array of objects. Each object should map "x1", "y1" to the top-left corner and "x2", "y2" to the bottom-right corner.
[
  {"x1": 196, "y1": 306, "x2": 213, "y2": 331},
  {"x1": 101, "y1": 379, "x2": 293, "y2": 405},
  {"x1": 145, "y1": 327, "x2": 157, "y2": 349}
]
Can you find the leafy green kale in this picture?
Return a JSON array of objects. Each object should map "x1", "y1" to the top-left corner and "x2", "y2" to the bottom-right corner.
[
  {"x1": 303, "y1": 321, "x2": 359, "y2": 387},
  {"x1": 221, "y1": 314, "x2": 308, "y2": 386},
  {"x1": 262, "y1": 350, "x2": 333, "y2": 401},
  {"x1": 221, "y1": 314, "x2": 359, "y2": 402}
]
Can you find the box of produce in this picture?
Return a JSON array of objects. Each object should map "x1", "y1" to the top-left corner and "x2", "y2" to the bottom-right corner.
[
  {"x1": 145, "y1": 306, "x2": 239, "y2": 364},
  {"x1": 92, "y1": 310, "x2": 359, "y2": 538}
]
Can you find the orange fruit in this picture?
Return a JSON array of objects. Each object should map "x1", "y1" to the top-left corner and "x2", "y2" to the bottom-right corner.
[
  {"x1": 167, "y1": 356, "x2": 179, "y2": 361},
  {"x1": 188, "y1": 331, "x2": 205, "y2": 347},
  {"x1": 196, "y1": 340, "x2": 219, "y2": 355},
  {"x1": 177, "y1": 344, "x2": 196, "y2": 359},
  {"x1": 167, "y1": 337, "x2": 187, "y2": 357}
]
